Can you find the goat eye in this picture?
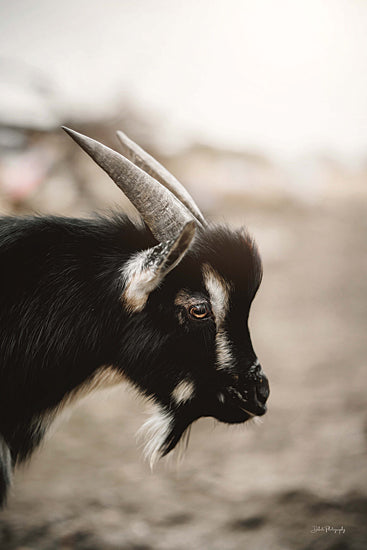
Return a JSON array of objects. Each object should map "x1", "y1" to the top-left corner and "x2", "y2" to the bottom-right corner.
[{"x1": 189, "y1": 303, "x2": 210, "y2": 319}]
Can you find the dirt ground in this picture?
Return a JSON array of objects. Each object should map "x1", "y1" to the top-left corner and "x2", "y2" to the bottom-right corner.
[{"x1": 0, "y1": 192, "x2": 366, "y2": 550}]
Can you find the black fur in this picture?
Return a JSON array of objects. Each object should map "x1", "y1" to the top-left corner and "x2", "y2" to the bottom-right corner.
[{"x1": 0, "y1": 213, "x2": 268, "y2": 505}]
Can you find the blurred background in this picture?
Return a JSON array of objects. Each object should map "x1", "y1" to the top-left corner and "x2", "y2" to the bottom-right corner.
[{"x1": 0, "y1": 1, "x2": 366, "y2": 549}]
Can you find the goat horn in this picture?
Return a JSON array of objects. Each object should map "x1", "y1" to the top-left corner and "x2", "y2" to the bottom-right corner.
[
  {"x1": 62, "y1": 127, "x2": 195, "y2": 242},
  {"x1": 116, "y1": 130, "x2": 206, "y2": 227}
]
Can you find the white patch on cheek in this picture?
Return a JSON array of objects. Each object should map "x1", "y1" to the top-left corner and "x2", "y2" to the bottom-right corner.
[
  {"x1": 172, "y1": 379, "x2": 195, "y2": 405},
  {"x1": 137, "y1": 407, "x2": 173, "y2": 469},
  {"x1": 203, "y1": 264, "x2": 234, "y2": 371}
]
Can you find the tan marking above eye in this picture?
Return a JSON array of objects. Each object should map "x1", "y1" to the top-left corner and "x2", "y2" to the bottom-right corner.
[{"x1": 202, "y1": 264, "x2": 231, "y2": 326}]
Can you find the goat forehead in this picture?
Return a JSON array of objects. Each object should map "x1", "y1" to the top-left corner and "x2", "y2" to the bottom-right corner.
[{"x1": 192, "y1": 227, "x2": 262, "y2": 300}]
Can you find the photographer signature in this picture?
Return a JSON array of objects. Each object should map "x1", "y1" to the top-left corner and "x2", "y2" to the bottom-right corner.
[{"x1": 311, "y1": 525, "x2": 345, "y2": 535}]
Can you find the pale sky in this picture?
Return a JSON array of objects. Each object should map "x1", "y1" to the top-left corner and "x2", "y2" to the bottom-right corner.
[{"x1": 0, "y1": 0, "x2": 366, "y2": 161}]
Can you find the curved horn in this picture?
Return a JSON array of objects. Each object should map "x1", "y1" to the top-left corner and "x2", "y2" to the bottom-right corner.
[
  {"x1": 62, "y1": 127, "x2": 195, "y2": 242},
  {"x1": 116, "y1": 130, "x2": 206, "y2": 227}
]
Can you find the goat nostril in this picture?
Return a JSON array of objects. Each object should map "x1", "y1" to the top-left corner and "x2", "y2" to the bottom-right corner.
[
  {"x1": 257, "y1": 389, "x2": 267, "y2": 404},
  {"x1": 256, "y1": 379, "x2": 269, "y2": 405}
]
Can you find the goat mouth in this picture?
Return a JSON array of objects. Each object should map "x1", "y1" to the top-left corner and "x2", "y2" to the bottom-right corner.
[
  {"x1": 238, "y1": 405, "x2": 256, "y2": 417},
  {"x1": 222, "y1": 386, "x2": 267, "y2": 420}
]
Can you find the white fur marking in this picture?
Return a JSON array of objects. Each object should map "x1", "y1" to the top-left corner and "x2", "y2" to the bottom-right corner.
[
  {"x1": 216, "y1": 330, "x2": 234, "y2": 371},
  {"x1": 122, "y1": 231, "x2": 192, "y2": 313},
  {"x1": 218, "y1": 392, "x2": 225, "y2": 403},
  {"x1": 172, "y1": 379, "x2": 195, "y2": 404},
  {"x1": 203, "y1": 265, "x2": 234, "y2": 371},
  {"x1": 203, "y1": 265, "x2": 230, "y2": 324},
  {"x1": 137, "y1": 408, "x2": 173, "y2": 469},
  {"x1": 121, "y1": 250, "x2": 159, "y2": 312}
]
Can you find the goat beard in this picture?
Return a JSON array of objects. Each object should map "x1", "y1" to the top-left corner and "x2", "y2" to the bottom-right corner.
[{"x1": 138, "y1": 406, "x2": 194, "y2": 468}]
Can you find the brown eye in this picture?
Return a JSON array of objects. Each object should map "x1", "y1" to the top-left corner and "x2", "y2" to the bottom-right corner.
[{"x1": 189, "y1": 303, "x2": 210, "y2": 319}]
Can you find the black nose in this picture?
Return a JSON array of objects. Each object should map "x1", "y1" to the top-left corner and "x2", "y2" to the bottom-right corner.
[
  {"x1": 255, "y1": 373, "x2": 270, "y2": 405},
  {"x1": 248, "y1": 364, "x2": 270, "y2": 410}
]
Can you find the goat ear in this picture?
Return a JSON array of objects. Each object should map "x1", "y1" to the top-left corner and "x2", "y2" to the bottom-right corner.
[{"x1": 122, "y1": 221, "x2": 196, "y2": 312}]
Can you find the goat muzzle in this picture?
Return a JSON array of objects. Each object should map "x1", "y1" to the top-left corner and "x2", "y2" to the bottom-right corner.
[{"x1": 227, "y1": 364, "x2": 270, "y2": 417}]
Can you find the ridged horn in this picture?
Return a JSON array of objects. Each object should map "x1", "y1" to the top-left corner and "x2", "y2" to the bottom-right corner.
[
  {"x1": 116, "y1": 130, "x2": 206, "y2": 227},
  {"x1": 62, "y1": 127, "x2": 196, "y2": 242}
]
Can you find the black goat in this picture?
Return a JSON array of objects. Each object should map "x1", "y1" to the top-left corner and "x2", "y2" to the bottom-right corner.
[{"x1": 0, "y1": 128, "x2": 269, "y2": 505}]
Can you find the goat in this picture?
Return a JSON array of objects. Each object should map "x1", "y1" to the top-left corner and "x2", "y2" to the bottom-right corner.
[{"x1": 0, "y1": 127, "x2": 270, "y2": 505}]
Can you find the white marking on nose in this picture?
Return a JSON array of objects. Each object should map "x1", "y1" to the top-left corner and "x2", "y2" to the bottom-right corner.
[
  {"x1": 172, "y1": 379, "x2": 195, "y2": 404},
  {"x1": 203, "y1": 264, "x2": 234, "y2": 371},
  {"x1": 216, "y1": 331, "x2": 234, "y2": 371},
  {"x1": 218, "y1": 392, "x2": 225, "y2": 403}
]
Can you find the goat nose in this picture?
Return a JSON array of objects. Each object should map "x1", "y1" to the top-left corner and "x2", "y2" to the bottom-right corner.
[{"x1": 255, "y1": 371, "x2": 270, "y2": 405}]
